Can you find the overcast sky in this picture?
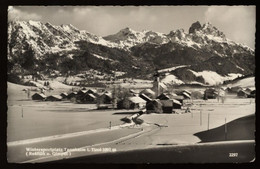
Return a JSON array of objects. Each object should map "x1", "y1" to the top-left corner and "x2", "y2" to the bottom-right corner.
[{"x1": 8, "y1": 6, "x2": 255, "y2": 49}]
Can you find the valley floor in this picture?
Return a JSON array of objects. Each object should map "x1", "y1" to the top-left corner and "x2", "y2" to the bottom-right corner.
[{"x1": 6, "y1": 82, "x2": 255, "y2": 163}]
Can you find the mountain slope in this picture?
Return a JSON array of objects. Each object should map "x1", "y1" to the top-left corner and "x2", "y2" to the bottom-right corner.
[{"x1": 8, "y1": 20, "x2": 255, "y2": 86}]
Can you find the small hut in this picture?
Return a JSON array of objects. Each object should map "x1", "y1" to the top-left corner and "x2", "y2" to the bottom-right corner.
[
  {"x1": 32, "y1": 93, "x2": 46, "y2": 101},
  {"x1": 46, "y1": 95, "x2": 62, "y2": 101}
]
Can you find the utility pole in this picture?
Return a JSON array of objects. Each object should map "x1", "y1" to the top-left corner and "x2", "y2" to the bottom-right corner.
[
  {"x1": 21, "y1": 106, "x2": 23, "y2": 118},
  {"x1": 225, "y1": 118, "x2": 227, "y2": 140},
  {"x1": 200, "y1": 110, "x2": 202, "y2": 126},
  {"x1": 207, "y1": 113, "x2": 210, "y2": 130}
]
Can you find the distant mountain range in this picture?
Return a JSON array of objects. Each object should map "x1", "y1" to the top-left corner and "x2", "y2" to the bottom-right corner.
[{"x1": 7, "y1": 20, "x2": 255, "y2": 86}]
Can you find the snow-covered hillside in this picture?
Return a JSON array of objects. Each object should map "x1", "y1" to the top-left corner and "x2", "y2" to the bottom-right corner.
[
  {"x1": 226, "y1": 77, "x2": 255, "y2": 89},
  {"x1": 188, "y1": 70, "x2": 242, "y2": 86}
]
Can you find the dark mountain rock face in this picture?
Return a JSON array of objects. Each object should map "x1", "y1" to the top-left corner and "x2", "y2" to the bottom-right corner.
[
  {"x1": 8, "y1": 21, "x2": 255, "y2": 84},
  {"x1": 189, "y1": 21, "x2": 202, "y2": 34}
]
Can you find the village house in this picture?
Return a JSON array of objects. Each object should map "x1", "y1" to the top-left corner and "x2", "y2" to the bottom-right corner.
[
  {"x1": 226, "y1": 86, "x2": 243, "y2": 94},
  {"x1": 98, "y1": 92, "x2": 113, "y2": 104},
  {"x1": 77, "y1": 93, "x2": 97, "y2": 103},
  {"x1": 117, "y1": 96, "x2": 146, "y2": 109},
  {"x1": 67, "y1": 92, "x2": 77, "y2": 99},
  {"x1": 60, "y1": 92, "x2": 68, "y2": 99},
  {"x1": 77, "y1": 89, "x2": 88, "y2": 97},
  {"x1": 160, "y1": 100, "x2": 173, "y2": 113},
  {"x1": 237, "y1": 90, "x2": 250, "y2": 98},
  {"x1": 31, "y1": 93, "x2": 47, "y2": 101},
  {"x1": 157, "y1": 93, "x2": 184, "y2": 104},
  {"x1": 146, "y1": 99, "x2": 163, "y2": 114},
  {"x1": 249, "y1": 90, "x2": 256, "y2": 98}
]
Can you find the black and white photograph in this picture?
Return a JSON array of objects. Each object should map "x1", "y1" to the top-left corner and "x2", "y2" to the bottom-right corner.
[{"x1": 6, "y1": 5, "x2": 255, "y2": 163}]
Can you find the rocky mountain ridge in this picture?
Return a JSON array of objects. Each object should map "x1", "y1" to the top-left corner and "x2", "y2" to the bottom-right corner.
[{"x1": 8, "y1": 20, "x2": 255, "y2": 86}]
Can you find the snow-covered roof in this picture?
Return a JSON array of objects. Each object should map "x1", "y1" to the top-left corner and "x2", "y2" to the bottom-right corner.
[
  {"x1": 60, "y1": 92, "x2": 68, "y2": 96},
  {"x1": 33, "y1": 93, "x2": 47, "y2": 98},
  {"x1": 128, "y1": 96, "x2": 146, "y2": 103},
  {"x1": 87, "y1": 89, "x2": 97, "y2": 93},
  {"x1": 79, "y1": 90, "x2": 88, "y2": 93},
  {"x1": 172, "y1": 99, "x2": 181, "y2": 105},
  {"x1": 139, "y1": 93, "x2": 152, "y2": 101},
  {"x1": 102, "y1": 92, "x2": 112, "y2": 98},
  {"x1": 182, "y1": 92, "x2": 191, "y2": 98},
  {"x1": 141, "y1": 89, "x2": 155, "y2": 95},
  {"x1": 47, "y1": 95, "x2": 62, "y2": 99},
  {"x1": 88, "y1": 93, "x2": 96, "y2": 98},
  {"x1": 182, "y1": 90, "x2": 191, "y2": 95}
]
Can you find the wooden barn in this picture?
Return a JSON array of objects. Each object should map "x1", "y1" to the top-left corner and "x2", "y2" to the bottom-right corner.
[
  {"x1": 160, "y1": 100, "x2": 173, "y2": 113},
  {"x1": 204, "y1": 88, "x2": 218, "y2": 99},
  {"x1": 60, "y1": 92, "x2": 68, "y2": 99},
  {"x1": 32, "y1": 93, "x2": 46, "y2": 101},
  {"x1": 67, "y1": 92, "x2": 77, "y2": 99},
  {"x1": 146, "y1": 99, "x2": 163, "y2": 114},
  {"x1": 237, "y1": 90, "x2": 250, "y2": 98},
  {"x1": 157, "y1": 93, "x2": 184, "y2": 104},
  {"x1": 46, "y1": 95, "x2": 62, "y2": 101},
  {"x1": 249, "y1": 90, "x2": 256, "y2": 98},
  {"x1": 172, "y1": 99, "x2": 182, "y2": 109},
  {"x1": 78, "y1": 93, "x2": 97, "y2": 103},
  {"x1": 99, "y1": 92, "x2": 113, "y2": 104},
  {"x1": 77, "y1": 90, "x2": 88, "y2": 97}
]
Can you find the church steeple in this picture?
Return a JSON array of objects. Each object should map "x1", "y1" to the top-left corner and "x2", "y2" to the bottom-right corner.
[{"x1": 153, "y1": 69, "x2": 160, "y2": 97}]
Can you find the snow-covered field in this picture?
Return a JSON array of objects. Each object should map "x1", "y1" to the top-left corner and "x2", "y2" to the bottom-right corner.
[{"x1": 7, "y1": 82, "x2": 255, "y2": 163}]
